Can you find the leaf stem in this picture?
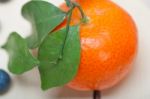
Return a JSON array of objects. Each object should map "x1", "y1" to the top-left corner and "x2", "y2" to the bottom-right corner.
[
  {"x1": 59, "y1": 0, "x2": 88, "y2": 59},
  {"x1": 65, "y1": 0, "x2": 72, "y2": 7},
  {"x1": 72, "y1": 2, "x2": 85, "y2": 19},
  {"x1": 59, "y1": 5, "x2": 75, "y2": 59},
  {"x1": 65, "y1": 0, "x2": 88, "y2": 23},
  {"x1": 72, "y1": 2, "x2": 88, "y2": 23}
]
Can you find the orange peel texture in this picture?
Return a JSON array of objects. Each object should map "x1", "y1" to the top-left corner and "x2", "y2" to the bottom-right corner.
[{"x1": 57, "y1": 0, "x2": 138, "y2": 91}]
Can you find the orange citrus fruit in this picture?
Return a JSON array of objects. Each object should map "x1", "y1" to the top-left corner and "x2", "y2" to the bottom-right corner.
[{"x1": 57, "y1": 0, "x2": 138, "y2": 91}]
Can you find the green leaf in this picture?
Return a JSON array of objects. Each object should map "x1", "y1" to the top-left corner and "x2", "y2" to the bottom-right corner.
[
  {"x1": 22, "y1": 1, "x2": 66, "y2": 48},
  {"x1": 2, "y1": 32, "x2": 39, "y2": 74},
  {"x1": 38, "y1": 25, "x2": 80, "y2": 90}
]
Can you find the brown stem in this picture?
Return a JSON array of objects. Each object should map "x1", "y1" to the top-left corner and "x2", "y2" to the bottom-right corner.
[{"x1": 93, "y1": 90, "x2": 101, "y2": 99}]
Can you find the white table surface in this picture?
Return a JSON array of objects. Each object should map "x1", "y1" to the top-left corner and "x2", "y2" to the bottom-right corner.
[{"x1": 0, "y1": 0, "x2": 150, "y2": 99}]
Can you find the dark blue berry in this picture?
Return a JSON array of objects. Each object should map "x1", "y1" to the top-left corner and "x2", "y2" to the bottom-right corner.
[{"x1": 0, "y1": 69, "x2": 11, "y2": 93}]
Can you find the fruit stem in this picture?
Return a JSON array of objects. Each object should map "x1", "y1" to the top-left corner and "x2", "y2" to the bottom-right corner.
[
  {"x1": 93, "y1": 90, "x2": 101, "y2": 99},
  {"x1": 65, "y1": 0, "x2": 88, "y2": 23},
  {"x1": 59, "y1": 0, "x2": 88, "y2": 58},
  {"x1": 72, "y1": 2, "x2": 88, "y2": 23},
  {"x1": 72, "y1": 2, "x2": 85, "y2": 18},
  {"x1": 65, "y1": 0, "x2": 72, "y2": 7}
]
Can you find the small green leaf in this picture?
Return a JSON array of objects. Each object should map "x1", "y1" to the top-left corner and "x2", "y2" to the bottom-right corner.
[
  {"x1": 22, "y1": 1, "x2": 66, "y2": 48},
  {"x1": 2, "y1": 32, "x2": 39, "y2": 74},
  {"x1": 38, "y1": 25, "x2": 80, "y2": 90}
]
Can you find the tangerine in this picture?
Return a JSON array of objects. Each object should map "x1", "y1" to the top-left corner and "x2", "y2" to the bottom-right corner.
[{"x1": 57, "y1": 0, "x2": 138, "y2": 91}]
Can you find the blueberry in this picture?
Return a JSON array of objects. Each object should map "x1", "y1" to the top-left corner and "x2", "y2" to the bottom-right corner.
[{"x1": 0, "y1": 69, "x2": 11, "y2": 93}]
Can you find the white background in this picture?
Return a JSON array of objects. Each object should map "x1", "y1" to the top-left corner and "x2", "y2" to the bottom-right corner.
[{"x1": 0, "y1": 0, "x2": 150, "y2": 99}]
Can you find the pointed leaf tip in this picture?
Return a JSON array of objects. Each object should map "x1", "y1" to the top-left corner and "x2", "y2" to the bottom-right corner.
[
  {"x1": 38, "y1": 25, "x2": 80, "y2": 90},
  {"x1": 3, "y1": 32, "x2": 39, "y2": 74}
]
